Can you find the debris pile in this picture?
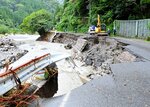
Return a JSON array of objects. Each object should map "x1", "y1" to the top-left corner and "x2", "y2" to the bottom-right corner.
[
  {"x1": 0, "y1": 38, "x2": 27, "y2": 68},
  {"x1": 72, "y1": 37, "x2": 121, "y2": 76},
  {"x1": 53, "y1": 33, "x2": 138, "y2": 79},
  {"x1": 74, "y1": 37, "x2": 138, "y2": 78}
]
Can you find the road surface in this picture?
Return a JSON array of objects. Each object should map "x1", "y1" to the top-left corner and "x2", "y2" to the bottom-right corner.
[{"x1": 37, "y1": 37, "x2": 150, "y2": 107}]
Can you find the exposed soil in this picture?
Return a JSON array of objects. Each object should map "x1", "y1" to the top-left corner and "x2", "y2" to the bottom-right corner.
[
  {"x1": 52, "y1": 33, "x2": 79, "y2": 46},
  {"x1": 53, "y1": 33, "x2": 140, "y2": 79}
]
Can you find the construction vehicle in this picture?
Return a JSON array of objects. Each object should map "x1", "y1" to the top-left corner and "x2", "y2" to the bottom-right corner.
[{"x1": 88, "y1": 15, "x2": 108, "y2": 36}]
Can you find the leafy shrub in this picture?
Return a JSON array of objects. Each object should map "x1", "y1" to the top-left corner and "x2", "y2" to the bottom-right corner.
[
  {"x1": 20, "y1": 9, "x2": 53, "y2": 36},
  {"x1": 0, "y1": 25, "x2": 10, "y2": 34},
  {"x1": 10, "y1": 28, "x2": 23, "y2": 34},
  {"x1": 147, "y1": 36, "x2": 150, "y2": 41}
]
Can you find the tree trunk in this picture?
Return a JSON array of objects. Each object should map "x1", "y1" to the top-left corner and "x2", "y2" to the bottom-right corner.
[{"x1": 36, "y1": 28, "x2": 49, "y2": 41}]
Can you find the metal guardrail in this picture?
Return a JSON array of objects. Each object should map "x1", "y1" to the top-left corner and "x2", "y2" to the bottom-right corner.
[{"x1": 0, "y1": 52, "x2": 71, "y2": 95}]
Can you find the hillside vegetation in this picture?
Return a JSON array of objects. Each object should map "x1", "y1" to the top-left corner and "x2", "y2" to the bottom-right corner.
[
  {"x1": 56, "y1": 0, "x2": 150, "y2": 32},
  {"x1": 0, "y1": 0, "x2": 150, "y2": 34},
  {"x1": 0, "y1": 0, "x2": 60, "y2": 34}
]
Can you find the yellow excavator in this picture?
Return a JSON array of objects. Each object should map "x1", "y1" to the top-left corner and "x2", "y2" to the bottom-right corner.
[{"x1": 88, "y1": 15, "x2": 108, "y2": 36}]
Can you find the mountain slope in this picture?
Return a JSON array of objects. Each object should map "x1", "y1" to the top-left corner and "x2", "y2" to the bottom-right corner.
[{"x1": 0, "y1": 0, "x2": 60, "y2": 31}]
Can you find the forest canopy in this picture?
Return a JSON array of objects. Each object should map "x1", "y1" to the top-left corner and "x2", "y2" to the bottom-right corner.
[
  {"x1": 55, "y1": 0, "x2": 150, "y2": 32},
  {"x1": 0, "y1": 0, "x2": 150, "y2": 34},
  {"x1": 0, "y1": 0, "x2": 60, "y2": 34}
]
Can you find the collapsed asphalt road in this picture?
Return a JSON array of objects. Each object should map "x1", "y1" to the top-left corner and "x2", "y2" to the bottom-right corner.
[
  {"x1": 1, "y1": 33, "x2": 150, "y2": 107},
  {"x1": 37, "y1": 33, "x2": 150, "y2": 107},
  {"x1": 41, "y1": 61, "x2": 150, "y2": 107}
]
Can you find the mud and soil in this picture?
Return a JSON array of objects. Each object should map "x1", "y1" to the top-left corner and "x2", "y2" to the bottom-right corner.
[
  {"x1": 53, "y1": 33, "x2": 140, "y2": 79},
  {"x1": 52, "y1": 33, "x2": 79, "y2": 46}
]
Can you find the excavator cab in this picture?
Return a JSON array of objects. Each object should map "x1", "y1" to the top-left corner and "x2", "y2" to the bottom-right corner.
[{"x1": 101, "y1": 23, "x2": 106, "y2": 33}]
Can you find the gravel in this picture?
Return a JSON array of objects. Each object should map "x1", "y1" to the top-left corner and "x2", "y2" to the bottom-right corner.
[
  {"x1": 51, "y1": 33, "x2": 140, "y2": 78},
  {"x1": 0, "y1": 37, "x2": 27, "y2": 68}
]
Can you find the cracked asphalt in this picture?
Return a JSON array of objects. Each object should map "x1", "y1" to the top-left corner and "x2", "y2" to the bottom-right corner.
[{"x1": 37, "y1": 37, "x2": 150, "y2": 107}]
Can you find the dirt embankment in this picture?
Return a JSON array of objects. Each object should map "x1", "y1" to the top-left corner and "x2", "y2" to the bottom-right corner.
[{"x1": 52, "y1": 33, "x2": 79, "y2": 45}]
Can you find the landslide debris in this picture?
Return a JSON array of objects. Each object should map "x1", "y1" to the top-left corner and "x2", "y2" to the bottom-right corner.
[
  {"x1": 53, "y1": 33, "x2": 139, "y2": 79},
  {"x1": 0, "y1": 37, "x2": 27, "y2": 68}
]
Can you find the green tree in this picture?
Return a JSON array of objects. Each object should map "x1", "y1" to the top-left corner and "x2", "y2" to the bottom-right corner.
[
  {"x1": 20, "y1": 9, "x2": 53, "y2": 36},
  {"x1": 56, "y1": 0, "x2": 89, "y2": 32},
  {"x1": 0, "y1": 25, "x2": 9, "y2": 34},
  {"x1": 56, "y1": 0, "x2": 150, "y2": 33},
  {"x1": 0, "y1": 0, "x2": 61, "y2": 34}
]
